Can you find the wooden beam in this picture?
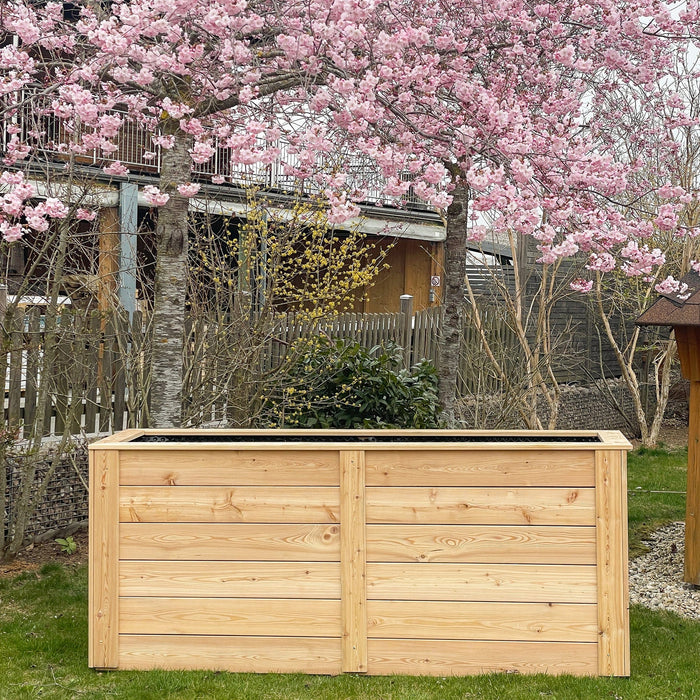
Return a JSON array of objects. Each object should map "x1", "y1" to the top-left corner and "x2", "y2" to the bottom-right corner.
[
  {"x1": 89, "y1": 449, "x2": 120, "y2": 669},
  {"x1": 595, "y1": 450, "x2": 630, "y2": 676},
  {"x1": 98, "y1": 206, "x2": 120, "y2": 313},
  {"x1": 340, "y1": 450, "x2": 367, "y2": 673},
  {"x1": 686, "y1": 381, "x2": 700, "y2": 584}
]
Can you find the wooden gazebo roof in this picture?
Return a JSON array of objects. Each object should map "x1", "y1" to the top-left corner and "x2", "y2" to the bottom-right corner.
[{"x1": 636, "y1": 270, "x2": 700, "y2": 327}]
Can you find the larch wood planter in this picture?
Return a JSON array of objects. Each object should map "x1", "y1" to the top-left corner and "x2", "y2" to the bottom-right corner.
[{"x1": 89, "y1": 429, "x2": 631, "y2": 677}]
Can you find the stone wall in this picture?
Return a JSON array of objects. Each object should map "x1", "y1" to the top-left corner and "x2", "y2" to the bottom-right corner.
[
  {"x1": 458, "y1": 378, "x2": 648, "y2": 437},
  {"x1": 3, "y1": 444, "x2": 89, "y2": 545}
]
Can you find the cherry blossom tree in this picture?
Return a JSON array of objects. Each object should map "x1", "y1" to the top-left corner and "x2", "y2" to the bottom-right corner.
[{"x1": 1, "y1": 0, "x2": 700, "y2": 427}]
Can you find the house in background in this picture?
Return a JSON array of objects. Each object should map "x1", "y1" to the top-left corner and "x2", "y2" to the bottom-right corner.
[{"x1": 1, "y1": 92, "x2": 446, "y2": 315}]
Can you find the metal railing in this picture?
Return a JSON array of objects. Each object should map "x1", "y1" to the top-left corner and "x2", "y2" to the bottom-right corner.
[{"x1": 3, "y1": 90, "x2": 430, "y2": 210}]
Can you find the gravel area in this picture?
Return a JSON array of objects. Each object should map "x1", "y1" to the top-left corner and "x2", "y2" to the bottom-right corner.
[{"x1": 629, "y1": 521, "x2": 700, "y2": 619}]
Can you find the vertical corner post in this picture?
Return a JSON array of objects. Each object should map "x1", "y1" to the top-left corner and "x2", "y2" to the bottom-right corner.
[
  {"x1": 595, "y1": 449, "x2": 630, "y2": 676},
  {"x1": 340, "y1": 450, "x2": 367, "y2": 673},
  {"x1": 685, "y1": 381, "x2": 700, "y2": 584},
  {"x1": 89, "y1": 448, "x2": 120, "y2": 669}
]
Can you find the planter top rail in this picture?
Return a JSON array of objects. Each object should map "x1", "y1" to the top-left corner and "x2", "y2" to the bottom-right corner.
[{"x1": 90, "y1": 428, "x2": 632, "y2": 451}]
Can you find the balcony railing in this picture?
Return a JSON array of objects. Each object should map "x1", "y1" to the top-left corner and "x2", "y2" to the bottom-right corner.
[{"x1": 2, "y1": 90, "x2": 431, "y2": 212}]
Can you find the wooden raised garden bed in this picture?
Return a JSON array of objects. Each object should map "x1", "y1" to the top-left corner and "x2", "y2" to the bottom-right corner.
[{"x1": 88, "y1": 429, "x2": 631, "y2": 676}]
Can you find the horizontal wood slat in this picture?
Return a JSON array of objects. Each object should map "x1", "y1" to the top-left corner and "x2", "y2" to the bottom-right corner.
[
  {"x1": 365, "y1": 487, "x2": 595, "y2": 525},
  {"x1": 119, "y1": 450, "x2": 340, "y2": 486},
  {"x1": 366, "y1": 525, "x2": 596, "y2": 564},
  {"x1": 366, "y1": 639, "x2": 597, "y2": 676},
  {"x1": 120, "y1": 486, "x2": 340, "y2": 523},
  {"x1": 119, "y1": 561, "x2": 341, "y2": 598},
  {"x1": 365, "y1": 451, "x2": 595, "y2": 487},
  {"x1": 366, "y1": 563, "x2": 597, "y2": 602},
  {"x1": 120, "y1": 523, "x2": 341, "y2": 561},
  {"x1": 120, "y1": 598, "x2": 341, "y2": 637},
  {"x1": 90, "y1": 431, "x2": 629, "y2": 676},
  {"x1": 366, "y1": 601, "x2": 597, "y2": 642},
  {"x1": 119, "y1": 635, "x2": 342, "y2": 674}
]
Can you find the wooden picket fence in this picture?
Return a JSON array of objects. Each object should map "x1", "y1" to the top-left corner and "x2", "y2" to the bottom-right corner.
[{"x1": 2, "y1": 302, "x2": 515, "y2": 438}]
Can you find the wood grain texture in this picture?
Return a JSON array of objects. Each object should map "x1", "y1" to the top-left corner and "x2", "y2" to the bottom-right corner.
[
  {"x1": 365, "y1": 450, "x2": 595, "y2": 487},
  {"x1": 120, "y1": 523, "x2": 340, "y2": 561},
  {"x1": 366, "y1": 525, "x2": 596, "y2": 564},
  {"x1": 119, "y1": 561, "x2": 341, "y2": 598},
  {"x1": 366, "y1": 601, "x2": 597, "y2": 642},
  {"x1": 119, "y1": 486, "x2": 340, "y2": 523},
  {"x1": 89, "y1": 449, "x2": 120, "y2": 669},
  {"x1": 120, "y1": 598, "x2": 341, "y2": 637},
  {"x1": 365, "y1": 487, "x2": 595, "y2": 525},
  {"x1": 340, "y1": 451, "x2": 367, "y2": 673},
  {"x1": 119, "y1": 450, "x2": 340, "y2": 486},
  {"x1": 118, "y1": 635, "x2": 341, "y2": 674},
  {"x1": 365, "y1": 639, "x2": 597, "y2": 676},
  {"x1": 366, "y1": 563, "x2": 597, "y2": 603},
  {"x1": 686, "y1": 381, "x2": 700, "y2": 584},
  {"x1": 595, "y1": 450, "x2": 630, "y2": 676}
]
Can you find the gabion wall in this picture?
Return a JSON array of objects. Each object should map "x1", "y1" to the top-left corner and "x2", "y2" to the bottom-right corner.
[{"x1": 3, "y1": 445, "x2": 89, "y2": 543}]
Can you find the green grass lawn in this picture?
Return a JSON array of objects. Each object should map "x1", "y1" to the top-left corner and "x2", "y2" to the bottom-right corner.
[{"x1": 0, "y1": 447, "x2": 695, "y2": 700}]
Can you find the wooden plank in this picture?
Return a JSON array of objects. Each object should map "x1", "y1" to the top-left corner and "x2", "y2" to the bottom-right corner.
[
  {"x1": 120, "y1": 523, "x2": 341, "y2": 561},
  {"x1": 89, "y1": 449, "x2": 120, "y2": 669},
  {"x1": 7, "y1": 309, "x2": 22, "y2": 429},
  {"x1": 120, "y1": 598, "x2": 341, "y2": 637},
  {"x1": 366, "y1": 450, "x2": 595, "y2": 486},
  {"x1": 366, "y1": 601, "x2": 597, "y2": 642},
  {"x1": 120, "y1": 486, "x2": 340, "y2": 523},
  {"x1": 112, "y1": 313, "x2": 126, "y2": 431},
  {"x1": 365, "y1": 487, "x2": 595, "y2": 525},
  {"x1": 366, "y1": 525, "x2": 596, "y2": 564},
  {"x1": 340, "y1": 450, "x2": 367, "y2": 673},
  {"x1": 119, "y1": 635, "x2": 341, "y2": 674},
  {"x1": 84, "y1": 313, "x2": 101, "y2": 434},
  {"x1": 366, "y1": 563, "x2": 597, "y2": 603},
  {"x1": 23, "y1": 308, "x2": 41, "y2": 434},
  {"x1": 365, "y1": 639, "x2": 597, "y2": 676},
  {"x1": 119, "y1": 450, "x2": 340, "y2": 486},
  {"x1": 119, "y1": 561, "x2": 341, "y2": 598},
  {"x1": 686, "y1": 380, "x2": 700, "y2": 584},
  {"x1": 595, "y1": 450, "x2": 630, "y2": 676}
]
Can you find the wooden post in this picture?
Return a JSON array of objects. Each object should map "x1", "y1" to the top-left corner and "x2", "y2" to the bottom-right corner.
[
  {"x1": 340, "y1": 450, "x2": 367, "y2": 673},
  {"x1": 89, "y1": 448, "x2": 120, "y2": 669},
  {"x1": 400, "y1": 294, "x2": 413, "y2": 370},
  {"x1": 98, "y1": 207, "x2": 120, "y2": 314},
  {"x1": 686, "y1": 380, "x2": 700, "y2": 584},
  {"x1": 672, "y1": 326, "x2": 700, "y2": 584},
  {"x1": 595, "y1": 449, "x2": 630, "y2": 676}
]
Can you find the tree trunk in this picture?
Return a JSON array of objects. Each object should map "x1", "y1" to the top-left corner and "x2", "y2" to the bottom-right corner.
[
  {"x1": 439, "y1": 182, "x2": 469, "y2": 425},
  {"x1": 149, "y1": 126, "x2": 193, "y2": 428}
]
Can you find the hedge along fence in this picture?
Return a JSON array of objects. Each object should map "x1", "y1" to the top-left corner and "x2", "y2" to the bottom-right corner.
[{"x1": 89, "y1": 429, "x2": 631, "y2": 677}]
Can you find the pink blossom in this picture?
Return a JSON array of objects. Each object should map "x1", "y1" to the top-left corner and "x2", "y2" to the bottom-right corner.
[
  {"x1": 190, "y1": 141, "x2": 216, "y2": 164},
  {"x1": 42, "y1": 198, "x2": 69, "y2": 218},
  {"x1": 143, "y1": 186, "x2": 170, "y2": 207},
  {"x1": 1, "y1": 223, "x2": 23, "y2": 242},
  {"x1": 26, "y1": 215, "x2": 49, "y2": 232},
  {"x1": 103, "y1": 161, "x2": 129, "y2": 176},
  {"x1": 691, "y1": 260, "x2": 700, "y2": 274},
  {"x1": 76, "y1": 208, "x2": 97, "y2": 221},
  {"x1": 570, "y1": 278, "x2": 593, "y2": 293},
  {"x1": 587, "y1": 253, "x2": 616, "y2": 273},
  {"x1": 211, "y1": 175, "x2": 226, "y2": 185},
  {"x1": 655, "y1": 276, "x2": 682, "y2": 295},
  {"x1": 177, "y1": 183, "x2": 200, "y2": 197}
]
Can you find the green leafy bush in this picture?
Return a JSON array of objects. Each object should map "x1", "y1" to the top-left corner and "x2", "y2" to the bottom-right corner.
[{"x1": 265, "y1": 338, "x2": 441, "y2": 428}]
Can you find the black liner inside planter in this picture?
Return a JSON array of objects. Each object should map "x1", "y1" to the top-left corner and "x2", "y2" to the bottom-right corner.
[{"x1": 133, "y1": 434, "x2": 602, "y2": 444}]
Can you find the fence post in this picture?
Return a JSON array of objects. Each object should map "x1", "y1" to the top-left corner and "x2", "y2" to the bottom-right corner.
[{"x1": 400, "y1": 294, "x2": 413, "y2": 369}]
